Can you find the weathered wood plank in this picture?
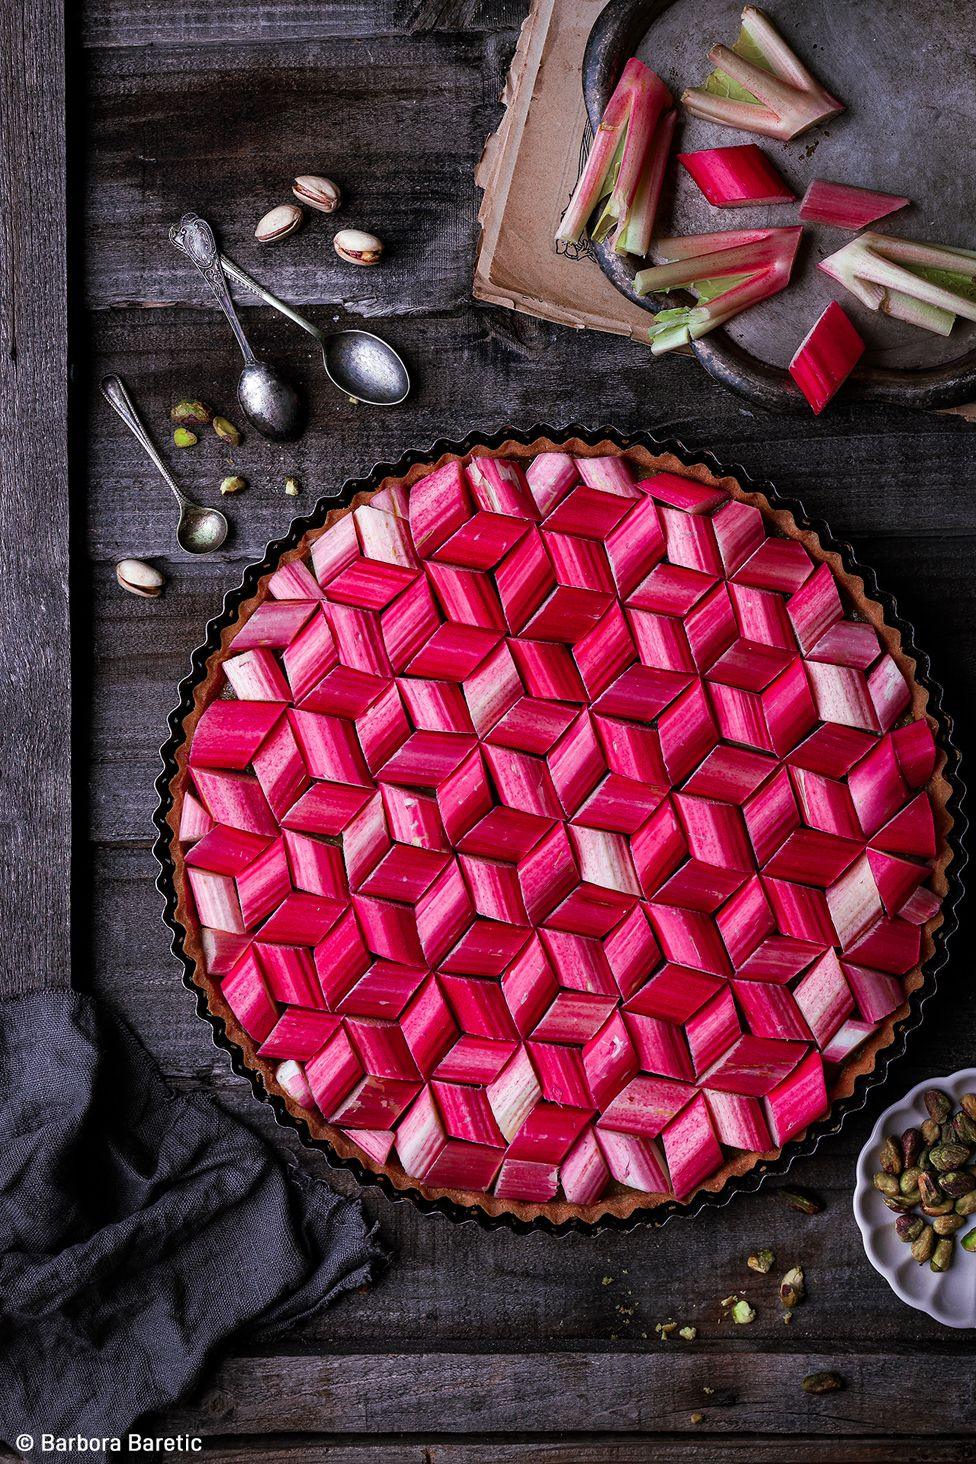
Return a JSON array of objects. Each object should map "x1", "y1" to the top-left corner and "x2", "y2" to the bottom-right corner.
[
  {"x1": 0, "y1": 0, "x2": 71, "y2": 991},
  {"x1": 82, "y1": 0, "x2": 528, "y2": 47},
  {"x1": 83, "y1": 35, "x2": 510, "y2": 313},
  {"x1": 119, "y1": 1441, "x2": 976, "y2": 1463},
  {"x1": 156, "y1": 1351, "x2": 976, "y2": 1436}
]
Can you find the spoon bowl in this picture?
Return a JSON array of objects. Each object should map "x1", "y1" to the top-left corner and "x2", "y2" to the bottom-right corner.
[
  {"x1": 177, "y1": 502, "x2": 229, "y2": 554},
  {"x1": 238, "y1": 360, "x2": 304, "y2": 440},
  {"x1": 322, "y1": 329, "x2": 410, "y2": 405}
]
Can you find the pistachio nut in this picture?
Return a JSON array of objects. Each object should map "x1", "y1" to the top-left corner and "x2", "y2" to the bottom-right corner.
[
  {"x1": 778, "y1": 1187, "x2": 823, "y2": 1214},
  {"x1": 173, "y1": 426, "x2": 198, "y2": 448},
  {"x1": 878, "y1": 1136, "x2": 902, "y2": 1175},
  {"x1": 941, "y1": 1120, "x2": 957, "y2": 1145},
  {"x1": 933, "y1": 1213, "x2": 965, "y2": 1236},
  {"x1": 219, "y1": 475, "x2": 247, "y2": 495},
  {"x1": 962, "y1": 1228, "x2": 976, "y2": 1252},
  {"x1": 899, "y1": 1165, "x2": 923, "y2": 1195},
  {"x1": 960, "y1": 1093, "x2": 976, "y2": 1121},
  {"x1": 938, "y1": 1170, "x2": 976, "y2": 1198},
  {"x1": 802, "y1": 1372, "x2": 843, "y2": 1395},
  {"x1": 900, "y1": 1126, "x2": 922, "y2": 1169},
  {"x1": 930, "y1": 1142, "x2": 971, "y2": 1172},
  {"x1": 116, "y1": 558, "x2": 164, "y2": 598},
  {"x1": 213, "y1": 416, "x2": 242, "y2": 446},
  {"x1": 779, "y1": 1266, "x2": 805, "y2": 1308},
  {"x1": 333, "y1": 227, "x2": 384, "y2": 266},
  {"x1": 923, "y1": 1199, "x2": 955, "y2": 1217},
  {"x1": 930, "y1": 1236, "x2": 954, "y2": 1273},
  {"x1": 881, "y1": 1193, "x2": 914, "y2": 1212},
  {"x1": 255, "y1": 203, "x2": 303, "y2": 243},
  {"x1": 955, "y1": 1190, "x2": 976, "y2": 1216},
  {"x1": 911, "y1": 1225, "x2": 935, "y2": 1264},
  {"x1": 678, "y1": 1326, "x2": 697, "y2": 1341},
  {"x1": 731, "y1": 1299, "x2": 755, "y2": 1324},
  {"x1": 872, "y1": 1171, "x2": 899, "y2": 1197},
  {"x1": 747, "y1": 1249, "x2": 774, "y2": 1274},
  {"x1": 953, "y1": 1110, "x2": 976, "y2": 1144},
  {"x1": 924, "y1": 1088, "x2": 952, "y2": 1124},
  {"x1": 170, "y1": 399, "x2": 212, "y2": 427},
  {"x1": 895, "y1": 1214, "x2": 924, "y2": 1243},
  {"x1": 292, "y1": 174, "x2": 341, "y2": 214},
  {"x1": 918, "y1": 1171, "x2": 942, "y2": 1206},
  {"x1": 284, "y1": 476, "x2": 300, "y2": 497},
  {"x1": 920, "y1": 1118, "x2": 941, "y2": 1145}
]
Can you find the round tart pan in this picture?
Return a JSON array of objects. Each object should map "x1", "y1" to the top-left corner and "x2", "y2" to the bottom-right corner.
[{"x1": 153, "y1": 424, "x2": 967, "y2": 1236}]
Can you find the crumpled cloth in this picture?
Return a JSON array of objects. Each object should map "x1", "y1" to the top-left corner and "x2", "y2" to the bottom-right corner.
[{"x1": 0, "y1": 989, "x2": 383, "y2": 1454}]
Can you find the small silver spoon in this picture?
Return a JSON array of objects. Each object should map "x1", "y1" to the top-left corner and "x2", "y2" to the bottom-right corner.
[
  {"x1": 100, "y1": 374, "x2": 229, "y2": 554},
  {"x1": 219, "y1": 254, "x2": 410, "y2": 406},
  {"x1": 169, "y1": 213, "x2": 303, "y2": 440}
]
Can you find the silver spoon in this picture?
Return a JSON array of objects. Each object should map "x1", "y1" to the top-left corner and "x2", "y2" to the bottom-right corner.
[
  {"x1": 219, "y1": 253, "x2": 410, "y2": 407},
  {"x1": 169, "y1": 213, "x2": 303, "y2": 440},
  {"x1": 100, "y1": 374, "x2": 229, "y2": 554}
]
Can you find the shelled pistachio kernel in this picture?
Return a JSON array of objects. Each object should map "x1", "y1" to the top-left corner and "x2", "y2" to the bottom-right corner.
[
  {"x1": 170, "y1": 399, "x2": 212, "y2": 426},
  {"x1": 939, "y1": 1170, "x2": 976, "y2": 1198},
  {"x1": 962, "y1": 1229, "x2": 976, "y2": 1252},
  {"x1": 931, "y1": 1237, "x2": 954, "y2": 1272},
  {"x1": 933, "y1": 1213, "x2": 965, "y2": 1236},
  {"x1": 955, "y1": 1190, "x2": 976, "y2": 1216},
  {"x1": 878, "y1": 1136, "x2": 902, "y2": 1175},
  {"x1": 173, "y1": 426, "x2": 198, "y2": 448},
  {"x1": 731, "y1": 1300, "x2": 755, "y2": 1325},
  {"x1": 960, "y1": 1094, "x2": 976, "y2": 1120},
  {"x1": 213, "y1": 416, "x2": 242, "y2": 446},
  {"x1": 924, "y1": 1089, "x2": 953, "y2": 1125},
  {"x1": 899, "y1": 1165, "x2": 923, "y2": 1196},
  {"x1": 678, "y1": 1326, "x2": 697, "y2": 1341},
  {"x1": 911, "y1": 1225, "x2": 935, "y2": 1264},
  {"x1": 930, "y1": 1143, "x2": 971, "y2": 1173},
  {"x1": 895, "y1": 1213, "x2": 924, "y2": 1243},
  {"x1": 284, "y1": 476, "x2": 300, "y2": 496},
  {"x1": 779, "y1": 1267, "x2": 805, "y2": 1308},
  {"x1": 900, "y1": 1127, "x2": 923, "y2": 1168},
  {"x1": 747, "y1": 1249, "x2": 774, "y2": 1274},
  {"x1": 802, "y1": 1372, "x2": 844, "y2": 1395},
  {"x1": 220, "y1": 475, "x2": 247, "y2": 495},
  {"x1": 872, "y1": 1171, "x2": 899, "y2": 1197},
  {"x1": 779, "y1": 1188, "x2": 824, "y2": 1215},
  {"x1": 920, "y1": 1118, "x2": 941, "y2": 1146}
]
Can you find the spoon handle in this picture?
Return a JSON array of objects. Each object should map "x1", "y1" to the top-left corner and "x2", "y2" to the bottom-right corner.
[
  {"x1": 99, "y1": 374, "x2": 191, "y2": 510},
  {"x1": 169, "y1": 213, "x2": 258, "y2": 364},
  {"x1": 220, "y1": 254, "x2": 325, "y2": 344}
]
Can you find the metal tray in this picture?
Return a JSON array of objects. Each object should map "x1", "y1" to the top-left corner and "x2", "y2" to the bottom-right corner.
[
  {"x1": 583, "y1": 0, "x2": 976, "y2": 411},
  {"x1": 153, "y1": 423, "x2": 967, "y2": 1236}
]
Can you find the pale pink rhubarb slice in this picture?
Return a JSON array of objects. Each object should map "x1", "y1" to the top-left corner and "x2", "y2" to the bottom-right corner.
[
  {"x1": 683, "y1": 5, "x2": 844, "y2": 141},
  {"x1": 799, "y1": 179, "x2": 909, "y2": 230},
  {"x1": 662, "y1": 1092, "x2": 723, "y2": 1200},
  {"x1": 764, "y1": 1049, "x2": 827, "y2": 1146},
  {"x1": 789, "y1": 302, "x2": 865, "y2": 415},
  {"x1": 678, "y1": 145, "x2": 794, "y2": 207}
]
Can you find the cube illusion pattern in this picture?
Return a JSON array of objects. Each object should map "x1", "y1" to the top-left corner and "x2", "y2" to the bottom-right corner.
[{"x1": 180, "y1": 453, "x2": 943, "y2": 1207}]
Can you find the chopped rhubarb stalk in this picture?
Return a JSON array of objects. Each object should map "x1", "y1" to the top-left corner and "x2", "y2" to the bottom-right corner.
[
  {"x1": 683, "y1": 5, "x2": 844, "y2": 141},
  {"x1": 190, "y1": 700, "x2": 285, "y2": 771},
  {"x1": 820, "y1": 232, "x2": 976, "y2": 336},
  {"x1": 847, "y1": 915, "x2": 921, "y2": 976},
  {"x1": 662, "y1": 1093, "x2": 723, "y2": 1200},
  {"x1": 822, "y1": 1017, "x2": 877, "y2": 1066},
  {"x1": 556, "y1": 58, "x2": 675, "y2": 258},
  {"x1": 221, "y1": 950, "x2": 277, "y2": 1041},
  {"x1": 595, "y1": 1127, "x2": 669, "y2": 1193},
  {"x1": 276, "y1": 1059, "x2": 316, "y2": 1109},
  {"x1": 865, "y1": 848, "x2": 926, "y2": 916},
  {"x1": 685, "y1": 986, "x2": 741, "y2": 1075},
  {"x1": 487, "y1": 1046, "x2": 543, "y2": 1140},
  {"x1": 841, "y1": 961, "x2": 904, "y2": 1022},
  {"x1": 401, "y1": 975, "x2": 458, "y2": 1079},
  {"x1": 788, "y1": 302, "x2": 865, "y2": 415},
  {"x1": 525, "y1": 453, "x2": 577, "y2": 516},
  {"x1": 258, "y1": 1008, "x2": 341, "y2": 1062},
  {"x1": 201, "y1": 927, "x2": 250, "y2": 976},
  {"x1": 898, "y1": 884, "x2": 941, "y2": 927},
  {"x1": 764, "y1": 1049, "x2": 827, "y2": 1145},
  {"x1": 507, "y1": 1102, "x2": 591, "y2": 1164},
  {"x1": 528, "y1": 1041, "x2": 591, "y2": 1107},
  {"x1": 678, "y1": 145, "x2": 794, "y2": 207},
  {"x1": 704, "y1": 1089, "x2": 771, "y2": 1151},
  {"x1": 873, "y1": 793, "x2": 936, "y2": 859},
  {"x1": 799, "y1": 179, "x2": 909, "y2": 230},
  {"x1": 734, "y1": 981, "x2": 811, "y2": 1042},
  {"x1": 560, "y1": 1127, "x2": 612, "y2": 1204},
  {"x1": 224, "y1": 648, "x2": 292, "y2": 704},
  {"x1": 703, "y1": 1035, "x2": 807, "y2": 1098},
  {"x1": 597, "y1": 1073, "x2": 692, "y2": 1138},
  {"x1": 716, "y1": 876, "x2": 774, "y2": 966},
  {"x1": 635, "y1": 227, "x2": 802, "y2": 355},
  {"x1": 626, "y1": 1012, "x2": 694, "y2": 1081},
  {"x1": 179, "y1": 789, "x2": 214, "y2": 843},
  {"x1": 626, "y1": 965, "x2": 722, "y2": 1024},
  {"x1": 892, "y1": 721, "x2": 937, "y2": 788},
  {"x1": 493, "y1": 1158, "x2": 559, "y2": 1203},
  {"x1": 792, "y1": 950, "x2": 854, "y2": 1049}
]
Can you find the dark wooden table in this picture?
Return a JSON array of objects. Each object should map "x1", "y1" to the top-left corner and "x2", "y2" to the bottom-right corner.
[{"x1": 5, "y1": 1, "x2": 976, "y2": 1458}]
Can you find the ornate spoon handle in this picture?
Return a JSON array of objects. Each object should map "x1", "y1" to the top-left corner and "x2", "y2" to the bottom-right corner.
[
  {"x1": 169, "y1": 213, "x2": 258, "y2": 364},
  {"x1": 220, "y1": 253, "x2": 325, "y2": 344},
  {"x1": 99, "y1": 374, "x2": 191, "y2": 510}
]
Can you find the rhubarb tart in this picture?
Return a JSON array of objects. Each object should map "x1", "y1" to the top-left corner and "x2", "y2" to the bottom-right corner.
[{"x1": 163, "y1": 434, "x2": 957, "y2": 1226}]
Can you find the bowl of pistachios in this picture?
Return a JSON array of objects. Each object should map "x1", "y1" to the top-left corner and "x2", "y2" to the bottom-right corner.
[{"x1": 854, "y1": 1070, "x2": 976, "y2": 1328}]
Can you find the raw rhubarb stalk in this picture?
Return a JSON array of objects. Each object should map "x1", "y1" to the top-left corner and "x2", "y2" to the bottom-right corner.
[
  {"x1": 556, "y1": 58, "x2": 675, "y2": 258},
  {"x1": 799, "y1": 179, "x2": 909, "y2": 230},
  {"x1": 635, "y1": 227, "x2": 802, "y2": 354},
  {"x1": 683, "y1": 6, "x2": 844, "y2": 141},
  {"x1": 820, "y1": 232, "x2": 976, "y2": 335},
  {"x1": 788, "y1": 301, "x2": 865, "y2": 415},
  {"x1": 678, "y1": 145, "x2": 794, "y2": 207}
]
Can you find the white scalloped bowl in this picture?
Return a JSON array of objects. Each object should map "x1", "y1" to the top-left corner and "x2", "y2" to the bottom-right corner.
[{"x1": 854, "y1": 1068, "x2": 976, "y2": 1329}]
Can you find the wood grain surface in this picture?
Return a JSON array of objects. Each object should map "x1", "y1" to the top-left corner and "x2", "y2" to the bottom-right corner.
[{"x1": 7, "y1": 0, "x2": 976, "y2": 1457}]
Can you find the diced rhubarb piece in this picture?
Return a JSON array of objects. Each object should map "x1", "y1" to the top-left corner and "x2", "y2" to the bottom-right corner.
[
  {"x1": 658, "y1": 681, "x2": 719, "y2": 784},
  {"x1": 313, "y1": 909, "x2": 371, "y2": 1007},
  {"x1": 258, "y1": 890, "x2": 342, "y2": 946},
  {"x1": 605, "y1": 497, "x2": 665, "y2": 599},
  {"x1": 398, "y1": 677, "x2": 471, "y2": 737},
  {"x1": 763, "y1": 828, "x2": 859, "y2": 887},
  {"x1": 486, "y1": 1045, "x2": 542, "y2": 1140},
  {"x1": 892, "y1": 721, "x2": 937, "y2": 788},
  {"x1": 467, "y1": 456, "x2": 538, "y2": 522},
  {"x1": 630, "y1": 800, "x2": 687, "y2": 898},
  {"x1": 459, "y1": 852, "x2": 529, "y2": 926},
  {"x1": 625, "y1": 1012, "x2": 694, "y2": 1082},
  {"x1": 573, "y1": 603, "x2": 636, "y2": 698},
  {"x1": 598, "y1": 1073, "x2": 693, "y2": 1137},
  {"x1": 257, "y1": 943, "x2": 322, "y2": 1008},
  {"x1": 789, "y1": 302, "x2": 865, "y2": 415},
  {"x1": 873, "y1": 793, "x2": 936, "y2": 858},
  {"x1": 190, "y1": 700, "x2": 284, "y2": 770},
  {"x1": 865, "y1": 848, "x2": 926, "y2": 916},
  {"x1": 848, "y1": 735, "x2": 908, "y2": 836},
  {"x1": 596, "y1": 662, "x2": 692, "y2": 722},
  {"x1": 338, "y1": 958, "x2": 428, "y2": 1019},
  {"x1": 595, "y1": 1128, "x2": 669, "y2": 1193},
  {"x1": 352, "y1": 894, "x2": 424, "y2": 967},
  {"x1": 789, "y1": 765, "x2": 860, "y2": 839},
  {"x1": 734, "y1": 981, "x2": 811, "y2": 1041},
  {"x1": 868, "y1": 654, "x2": 912, "y2": 731},
  {"x1": 709, "y1": 638, "x2": 793, "y2": 693},
  {"x1": 763, "y1": 877, "x2": 836, "y2": 945},
  {"x1": 650, "y1": 858, "x2": 745, "y2": 915},
  {"x1": 684, "y1": 584, "x2": 737, "y2": 674},
  {"x1": 509, "y1": 638, "x2": 586, "y2": 703},
  {"x1": 685, "y1": 985, "x2": 740, "y2": 1076},
  {"x1": 441, "y1": 973, "x2": 519, "y2": 1042},
  {"x1": 201, "y1": 927, "x2": 251, "y2": 976},
  {"x1": 825, "y1": 853, "x2": 883, "y2": 948},
  {"x1": 683, "y1": 6, "x2": 844, "y2": 141},
  {"x1": 258, "y1": 1007, "x2": 340, "y2": 1061},
  {"x1": 674, "y1": 793, "x2": 753, "y2": 871},
  {"x1": 628, "y1": 608, "x2": 695, "y2": 675},
  {"x1": 483, "y1": 743, "x2": 561, "y2": 819},
  {"x1": 898, "y1": 884, "x2": 941, "y2": 927},
  {"x1": 282, "y1": 610, "x2": 338, "y2": 701},
  {"x1": 486, "y1": 696, "x2": 576, "y2": 757},
  {"x1": 806, "y1": 661, "x2": 879, "y2": 733},
  {"x1": 408, "y1": 462, "x2": 473, "y2": 557},
  {"x1": 764, "y1": 1049, "x2": 827, "y2": 1146},
  {"x1": 793, "y1": 950, "x2": 854, "y2": 1048},
  {"x1": 276, "y1": 1060, "x2": 316, "y2": 1109},
  {"x1": 515, "y1": 826, "x2": 576, "y2": 926},
  {"x1": 647, "y1": 904, "x2": 730, "y2": 977},
  {"x1": 743, "y1": 766, "x2": 799, "y2": 865},
  {"x1": 179, "y1": 788, "x2": 213, "y2": 844},
  {"x1": 822, "y1": 1017, "x2": 877, "y2": 1065},
  {"x1": 221, "y1": 949, "x2": 277, "y2": 1041},
  {"x1": 626, "y1": 965, "x2": 722, "y2": 1023},
  {"x1": 628, "y1": 561, "x2": 716, "y2": 616},
  {"x1": 531, "y1": 991, "x2": 617, "y2": 1044},
  {"x1": 539, "y1": 928, "x2": 617, "y2": 995},
  {"x1": 267, "y1": 559, "x2": 326, "y2": 603},
  {"x1": 252, "y1": 716, "x2": 312, "y2": 820},
  {"x1": 660, "y1": 505, "x2": 723, "y2": 577},
  {"x1": 799, "y1": 179, "x2": 908, "y2": 230},
  {"x1": 808, "y1": 621, "x2": 879, "y2": 670},
  {"x1": 361, "y1": 843, "x2": 449, "y2": 903},
  {"x1": 527, "y1": 1040, "x2": 590, "y2": 1108},
  {"x1": 679, "y1": 144, "x2": 794, "y2": 206},
  {"x1": 401, "y1": 974, "x2": 457, "y2": 1078},
  {"x1": 788, "y1": 723, "x2": 875, "y2": 778},
  {"x1": 462, "y1": 642, "x2": 526, "y2": 739},
  {"x1": 493, "y1": 1158, "x2": 559, "y2": 1203},
  {"x1": 507, "y1": 1102, "x2": 591, "y2": 1164},
  {"x1": 437, "y1": 751, "x2": 493, "y2": 846},
  {"x1": 846, "y1": 915, "x2": 920, "y2": 976},
  {"x1": 842, "y1": 961, "x2": 904, "y2": 1022},
  {"x1": 593, "y1": 716, "x2": 668, "y2": 792},
  {"x1": 300, "y1": 663, "x2": 386, "y2": 719},
  {"x1": 431, "y1": 1078, "x2": 504, "y2": 1147},
  {"x1": 459, "y1": 806, "x2": 552, "y2": 863},
  {"x1": 581, "y1": 1010, "x2": 638, "y2": 1110},
  {"x1": 231, "y1": 600, "x2": 316, "y2": 651},
  {"x1": 442, "y1": 917, "x2": 527, "y2": 978},
  {"x1": 702, "y1": 1034, "x2": 807, "y2": 1097},
  {"x1": 704, "y1": 1088, "x2": 771, "y2": 1151},
  {"x1": 716, "y1": 876, "x2": 774, "y2": 965},
  {"x1": 576, "y1": 455, "x2": 638, "y2": 497},
  {"x1": 526, "y1": 452, "x2": 577, "y2": 516},
  {"x1": 379, "y1": 731, "x2": 478, "y2": 789},
  {"x1": 736, "y1": 935, "x2": 822, "y2": 984},
  {"x1": 712, "y1": 500, "x2": 765, "y2": 576},
  {"x1": 347, "y1": 1127, "x2": 396, "y2": 1165},
  {"x1": 224, "y1": 648, "x2": 292, "y2": 703},
  {"x1": 568, "y1": 825, "x2": 641, "y2": 898},
  {"x1": 396, "y1": 1088, "x2": 503, "y2": 1190},
  {"x1": 662, "y1": 1092, "x2": 724, "y2": 1199},
  {"x1": 282, "y1": 780, "x2": 368, "y2": 839},
  {"x1": 185, "y1": 824, "x2": 271, "y2": 877},
  {"x1": 786, "y1": 563, "x2": 843, "y2": 653},
  {"x1": 560, "y1": 1126, "x2": 612, "y2": 1204},
  {"x1": 603, "y1": 905, "x2": 661, "y2": 1001},
  {"x1": 236, "y1": 839, "x2": 292, "y2": 929}
]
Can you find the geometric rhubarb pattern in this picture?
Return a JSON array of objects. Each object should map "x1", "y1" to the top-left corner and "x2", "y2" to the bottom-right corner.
[{"x1": 179, "y1": 451, "x2": 944, "y2": 1208}]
